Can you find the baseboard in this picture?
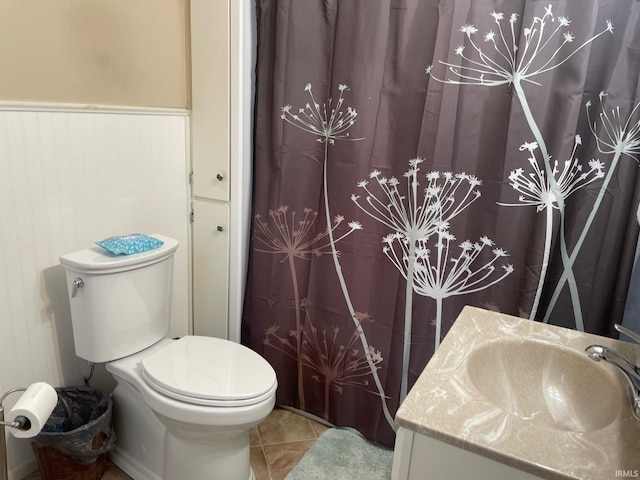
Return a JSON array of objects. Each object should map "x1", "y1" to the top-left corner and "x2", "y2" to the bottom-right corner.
[
  {"x1": 109, "y1": 447, "x2": 162, "y2": 480},
  {"x1": 10, "y1": 457, "x2": 37, "y2": 480}
]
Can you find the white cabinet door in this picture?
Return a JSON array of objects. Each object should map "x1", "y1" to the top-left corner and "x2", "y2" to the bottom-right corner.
[
  {"x1": 192, "y1": 199, "x2": 229, "y2": 338},
  {"x1": 393, "y1": 429, "x2": 544, "y2": 480},
  {"x1": 190, "y1": 0, "x2": 230, "y2": 201}
]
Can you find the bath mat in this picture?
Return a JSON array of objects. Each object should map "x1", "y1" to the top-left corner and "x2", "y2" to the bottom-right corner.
[{"x1": 285, "y1": 428, "x2": 394, "y2": 480}]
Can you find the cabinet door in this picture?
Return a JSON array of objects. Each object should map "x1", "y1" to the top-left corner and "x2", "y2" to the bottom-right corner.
[
  {"x1": 192, "y1": 199, "x2": 229, "y2": 338},
  {"x1": 191, "y1": 0, "x2": 230, "y2": 201}
]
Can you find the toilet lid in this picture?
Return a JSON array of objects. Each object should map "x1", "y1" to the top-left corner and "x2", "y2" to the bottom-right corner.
[{"x1": 140, "y1": 336, "x2": 277, "y2": 407}]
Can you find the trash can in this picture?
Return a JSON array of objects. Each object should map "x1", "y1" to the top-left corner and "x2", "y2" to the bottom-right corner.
[{"x1": 31, "y1": 387, "x2": 114, "y2": 480}]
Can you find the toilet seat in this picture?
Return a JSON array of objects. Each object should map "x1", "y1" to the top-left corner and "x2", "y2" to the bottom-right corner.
[{"x1": 139, "y1": 336, "x2": 277, "y2": 407}]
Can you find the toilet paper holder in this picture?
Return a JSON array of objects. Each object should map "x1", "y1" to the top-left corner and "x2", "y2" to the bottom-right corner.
[
  {"x1": 0, "y1": 388, "x2": 30, "y2": 426},
  {"x1": 0, "y1": 388, "x2": 30, "y2": 480}
]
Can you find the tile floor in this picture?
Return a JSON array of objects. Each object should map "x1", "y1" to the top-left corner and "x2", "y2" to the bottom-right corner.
[
  {"x1": 24, "y1": 408, "x2": 328, "y2": 480},
  {"x1": 251, "y1": 407, "x2": 330, "y2": 480}
]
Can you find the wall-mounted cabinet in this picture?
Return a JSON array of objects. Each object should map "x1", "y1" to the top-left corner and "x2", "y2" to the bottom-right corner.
[
  {"x1": 190, "y1": 0, "x2": 232, "y2": 338},
  {"x1": 191, "y1": 0, "x2": 230, "y2": 202},
  {"x1": 192, "y1": 199, "x2": 229, "y2": 339}
]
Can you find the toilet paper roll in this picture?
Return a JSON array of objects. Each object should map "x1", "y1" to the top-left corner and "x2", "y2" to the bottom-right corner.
[{"x1": 6, "y1": 382, "x2": 58, "y2": 438}]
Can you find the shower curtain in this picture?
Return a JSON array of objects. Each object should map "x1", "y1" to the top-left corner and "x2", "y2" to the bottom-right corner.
[{"x1": 242, "y1": 0, "x2": 640, "y2": 446}]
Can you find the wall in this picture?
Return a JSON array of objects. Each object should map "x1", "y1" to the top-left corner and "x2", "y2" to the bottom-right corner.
[
  {"x1": 622, "y1": 239, "x2": 640, "y2": 339},
  {"x1": 0, "y1": 107, "x2": 191, "y2": 479},
  {"x1": 0, "y1": 3, "x2": 191, "y2": 478},
  {"x1": 0, "y1": 0, "x2": 189, "y2": 108}
]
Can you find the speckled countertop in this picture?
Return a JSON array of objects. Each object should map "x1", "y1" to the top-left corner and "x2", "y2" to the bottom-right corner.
[{"x1": 395, "y1": 306, "x2": 640, "y2": 480}]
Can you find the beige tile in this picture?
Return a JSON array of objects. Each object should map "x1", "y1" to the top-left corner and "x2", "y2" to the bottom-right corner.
[
  {"x1": 263, "y1": 440, "x2": 316, "y2": 480},
  {"x1": 309, "y1": 419, "x2": 331, "y2": 438},
  {"x1": 250, "y1": 447, "x2": 270, "y2": 480},
  {"x1": 103, "y1": 462, "x2": 134, "y2": 479},
  {"x1": 250, "y1": 425, "x2": 262, "y2": 447},
  {"x1": 258, "y1": 408, "x2": 316, "y2": 445}
]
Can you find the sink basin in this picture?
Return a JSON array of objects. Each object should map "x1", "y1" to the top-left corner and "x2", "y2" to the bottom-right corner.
[{"x1": 467, "y1": 339, "x2": 621, "y2": 432}]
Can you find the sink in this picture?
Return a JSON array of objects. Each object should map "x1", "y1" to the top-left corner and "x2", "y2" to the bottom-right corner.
[
  {"x1": 467, "y1": 339, "x2": 621, "y2": 432},
  {"x1": 395, "y1": 307, "x2": 640, "y2": 480}
]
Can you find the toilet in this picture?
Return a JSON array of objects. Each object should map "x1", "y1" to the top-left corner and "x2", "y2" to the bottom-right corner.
[{"x1": 59, "y1": 235, "x2": 277, "y2": 480}]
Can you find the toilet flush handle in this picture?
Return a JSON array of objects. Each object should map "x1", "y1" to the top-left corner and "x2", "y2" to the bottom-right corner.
[{"x1": 71, "y1": 278, "x2": 84, "y2": 298}]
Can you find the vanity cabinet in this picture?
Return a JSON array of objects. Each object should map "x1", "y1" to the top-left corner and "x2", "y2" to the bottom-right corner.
[
  {"x1": 392, "y1": 428, "x2": 543, "y2": 480},
  {"x1": 392, "y1": 306, "x2": 640, "y2": 480}
]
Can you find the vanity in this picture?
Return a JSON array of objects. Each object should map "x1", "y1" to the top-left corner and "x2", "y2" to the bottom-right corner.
[{"x1": 392, "y1": 306, "x2": 640, "y2": 480}]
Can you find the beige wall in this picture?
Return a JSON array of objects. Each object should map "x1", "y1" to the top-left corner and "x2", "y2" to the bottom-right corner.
[{"x1": 0, "y1": 0, "x2": 190, "y2": 108}]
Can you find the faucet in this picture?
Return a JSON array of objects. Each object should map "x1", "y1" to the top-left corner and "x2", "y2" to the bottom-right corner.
[{"x1": 585, "y1": 324, "x2": 640, "y2": 421}]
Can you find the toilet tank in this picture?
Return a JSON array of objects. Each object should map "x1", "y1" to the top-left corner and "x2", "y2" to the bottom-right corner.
[{"x1": 59, "y1": 235, "x2": 179, "y2": 363}]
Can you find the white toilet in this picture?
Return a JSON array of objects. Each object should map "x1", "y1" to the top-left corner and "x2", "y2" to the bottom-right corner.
[{"x1": 59, "y1": 235, "x2": 277, "y2": 480}]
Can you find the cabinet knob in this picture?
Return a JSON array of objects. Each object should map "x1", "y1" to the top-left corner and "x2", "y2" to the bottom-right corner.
[
  {"x1": 216, "y1": 173, "x2": 224, "y2": 181},
  {"x1": 217, "y1": 225, "x2": 224, "y2": 232}
]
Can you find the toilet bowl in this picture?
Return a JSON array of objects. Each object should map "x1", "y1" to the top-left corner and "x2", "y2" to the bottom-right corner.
[
  {"x1": 107, "y1": 337, "x2": 277, "y2": 480},
  {"x1": 60, "y1": 235, "x2": 277, "y2": 480}
]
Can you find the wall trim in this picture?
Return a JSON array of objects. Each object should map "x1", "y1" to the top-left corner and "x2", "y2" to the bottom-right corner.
[
  {"x1": 227, "y1": 0, "x2": 253, "y2": 343},
  {"x1": 0, "y1": 102, "x2": 189, "y2": 116}
]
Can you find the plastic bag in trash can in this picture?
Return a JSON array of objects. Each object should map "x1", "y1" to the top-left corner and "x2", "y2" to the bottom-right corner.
[{"x1": 33, "y1": 387, "x2": 115, "y2": 464}]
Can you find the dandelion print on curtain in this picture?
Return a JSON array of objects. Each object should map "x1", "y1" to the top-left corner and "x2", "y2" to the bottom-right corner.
[{"x1": 242, "y1": 0, "x2": 640, "y2": 446}]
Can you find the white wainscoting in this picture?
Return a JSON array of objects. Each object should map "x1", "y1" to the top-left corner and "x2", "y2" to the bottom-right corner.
[{"x1": 0, "y1": 105, "x2": 191, "y2": 479}]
